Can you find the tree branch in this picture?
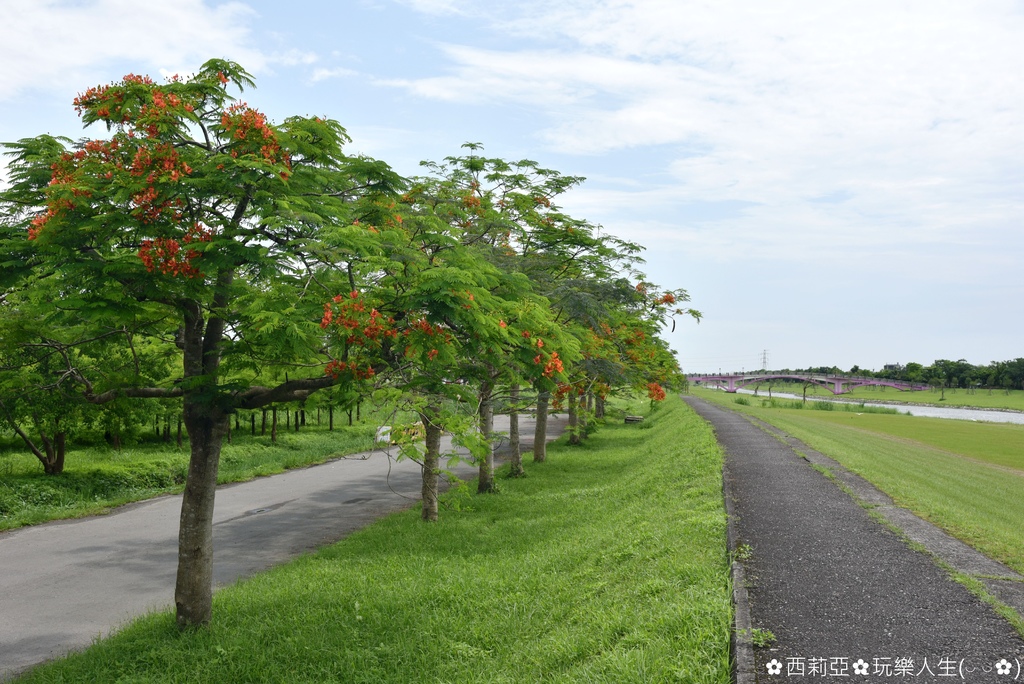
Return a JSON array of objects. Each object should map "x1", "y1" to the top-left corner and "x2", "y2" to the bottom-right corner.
[
  {"x1": 235, "y1": 376, "x2": 338, "y2": 410},
  {"x1": 83, "y1": 385, "x2": 185, "y2": 405},
  {"x1": 0, "y1": 398, "x2": 47, "y2": 463}
]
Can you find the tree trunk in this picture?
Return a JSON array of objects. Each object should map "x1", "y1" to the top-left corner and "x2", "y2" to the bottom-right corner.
[
  {"x1": 38, "y1": 430, "x2": 67, "y2": 475},
  {"x1": 508, "y1": 384, "x2": 523, "y2": 477},
  {"x1": 250, "y1": 413, "x2": 255, "y2": 436},
  {"x1": 567, "y1": 391, "x2": 581, "y2": 446},
  {"x1": 581, "y1": 391, "x2": 591, "y2": 440},
  {"x1": 477, "y1": 380, "x2": 495, "y2": 494},
  {"x1": 419, "y1": 403, "x2": 442, "y2": 522},
  {"x1": 0, "y1": 404, "x2": 66, "y2": 474},
  {"x1": 172, "y1": 271, "x2": 232, "y2": 630},
  {"x1": 175, "y1": 399, "x2": 228, "y2": 629},
  {"x1": 329, "y1": 405, "x2": 334, "y2": 431},
  {"x1": 271, "y1": 407, "x2": 278, "y2": 443},
  {"x1": 260, "y1": 408, "x2": 267, "y2": 436},
  {"x1": 177, "y1": 415, "x2": 183, "y2": 448},
  {"x1": 595, "y1": 395, "x2": 606, "y2": 419},
  {"x1": 533, "y1": 391, "x2": 550, "y2": 463}
]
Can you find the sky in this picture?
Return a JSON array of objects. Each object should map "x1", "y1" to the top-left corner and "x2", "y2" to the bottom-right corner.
[{"x1": 2, "y1": 0, "x2": 1022, "y2": 373}]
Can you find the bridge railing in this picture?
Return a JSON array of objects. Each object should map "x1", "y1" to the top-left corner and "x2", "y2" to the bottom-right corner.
[{"x1": 686, "y1": 372, "x2": 929, "y2": 393}]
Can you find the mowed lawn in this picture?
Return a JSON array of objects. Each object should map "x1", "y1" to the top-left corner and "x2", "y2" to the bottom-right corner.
[
  {"x1": 695, "y1": 388, "x2": 1024, "y2": 574},
  {"x1": 15, "y1": 396, "x2": 732, "y2": 684},
  {"x1": 768, "y1": 382, "x2": 1024, "y2": 412},
  {"x1": 0, "y1": 425, "x2": 379, "y2": 531}
]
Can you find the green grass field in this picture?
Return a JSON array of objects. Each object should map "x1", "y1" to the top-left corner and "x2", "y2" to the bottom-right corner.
[
  {"x1": 14, "y1": 396, "x2": 731, "y2": 684},
  {"x1": 751, "y1": 381, "x2": 1024, "y2": 412},
  {"x1": 0, "y1": 417, "x2": 383, "y2": 531},
  {"x1": 694, "y1": 387, "x2": 1024, "y2": 574}
]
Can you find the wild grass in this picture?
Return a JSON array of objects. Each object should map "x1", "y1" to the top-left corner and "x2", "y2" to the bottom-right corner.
[
  {"x1": 14, "y1": 396, "x2": 732, "y2": 684},
  {"x1": 0, "y1": 420, "x2": 382, "y2": 532},
  {"x1": 742, "y1": 397, "x2": 899, "y2": 414},
  {"x1": 696, "y1": 387, "x2": 1024, "y2": 573}
]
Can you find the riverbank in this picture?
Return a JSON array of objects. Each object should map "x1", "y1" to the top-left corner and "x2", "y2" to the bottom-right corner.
[
  {"x1": 715, "y1": 386, "x2": 1024, "y2": 424},
  {"x1": 10, "y1": 396, "x2": 732, "y2": 684},
  {"x1": 735, "y1": 382, "x2": 1024, "y2": 413}
]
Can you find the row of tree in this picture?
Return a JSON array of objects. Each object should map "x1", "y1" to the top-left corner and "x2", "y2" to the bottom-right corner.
[
  {"x1": 0, "y1": 61, "x2": 697, "y2": 628},
  {"x1": 792, "y1": 359, "x2": 1024, "y2": 391}
]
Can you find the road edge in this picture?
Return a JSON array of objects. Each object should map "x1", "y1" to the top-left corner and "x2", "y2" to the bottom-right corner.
[{"x1": 711, "y1": 402, "x2": 756, "y2": 684}]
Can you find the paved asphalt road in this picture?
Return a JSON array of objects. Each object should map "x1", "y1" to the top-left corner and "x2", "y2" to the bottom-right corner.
[
  {"x1": 684, "y1": 397, "x2": 1024, "y2": 683},
  {"x1": 0, "y1": 414, "x2": 565, "y2": 680}
]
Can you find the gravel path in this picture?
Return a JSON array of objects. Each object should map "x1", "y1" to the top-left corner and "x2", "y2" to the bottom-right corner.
[{"x1": 684, "y1": 397, "x2": 1024, "y2": 683}]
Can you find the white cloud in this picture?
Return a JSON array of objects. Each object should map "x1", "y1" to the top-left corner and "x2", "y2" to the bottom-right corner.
[
  {"x1": 269, "y1": 49, "x2": 318, "y2": 67},
  {"x1": 392, "y1": 0, "x2": 468, "y2": 15},
  {"x1": 310, "y1": 66, "x2": 359, "y2": 83},
  {"x1": 386, "y1": 0, "x2": 1024, "y2": 274},
  {"x1": 0, "y1": 0, "x2": 272, "y2": 101}
]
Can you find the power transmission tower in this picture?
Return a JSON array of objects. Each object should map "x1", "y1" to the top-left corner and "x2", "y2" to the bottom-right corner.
[{"x1": 761, "y1": 349, "x2": 769, "y2": 371}]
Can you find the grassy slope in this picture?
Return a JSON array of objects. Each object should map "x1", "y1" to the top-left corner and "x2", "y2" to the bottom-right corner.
[
  {"x1": 695, "y1": 387, "x2": 1024, "y2": 574},
  {"x1": 761, "y1": 382, "x2": 1024, "y2": 412},
  {"x1": 16, "y1": 396, "x2": 731, "y2": 684}
]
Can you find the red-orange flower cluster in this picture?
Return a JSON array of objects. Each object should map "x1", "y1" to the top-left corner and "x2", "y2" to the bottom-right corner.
[
  {"x1": 28, "y1": 208, "x2": 59, "y2": 240},
  {"x1": 138, "y1": 239, "x2": 196, "y2": 277},
  {"x1": 324, "y1": 359, "x2": 375, "y2": 380},
  {"x1": 647, "y1": 382, "x2": 667, "y2": 401},
  {"x1": 533, "y1": 350, "x2": 563, "y2": 378},
  {"x1": 137, "y1": 224, "x2": 211, "y2": 278},
  {"x1": 220, "y1": 103, "x2": 291, "y2": 172},
  {"x1": 404, "y1": 317, "x2": 451, "y2": 342},
  {"x1": 74, "y1": 74, "x2": 197, "y2": 131},
  {"x1": 321, "y1": 291, "x2": 398, "y2": 347}
]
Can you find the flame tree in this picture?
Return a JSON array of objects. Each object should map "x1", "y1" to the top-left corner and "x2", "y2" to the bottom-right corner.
[
  {"x1": 417, "y1": 147, "x2": 698, "y2": 452},
  {"x1": 0, "y1": 60, "x2": 404, "y2": 628}
]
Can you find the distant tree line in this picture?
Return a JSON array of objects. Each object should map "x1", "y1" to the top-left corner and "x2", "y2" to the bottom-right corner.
[{"x1": 784, "y1": 359, "x2": 1024, "y2": 391}]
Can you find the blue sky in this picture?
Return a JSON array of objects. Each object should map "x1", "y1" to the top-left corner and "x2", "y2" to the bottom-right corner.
[{"x1": 3, "y1": 0, "x2": 1023, "y2": 373}]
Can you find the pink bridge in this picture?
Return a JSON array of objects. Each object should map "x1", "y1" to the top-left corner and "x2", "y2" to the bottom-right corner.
[{"x1": 687, "y1": 373, "x2": 930, "y2": 395}]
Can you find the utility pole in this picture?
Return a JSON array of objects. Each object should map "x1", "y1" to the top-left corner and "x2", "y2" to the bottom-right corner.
[{"x1": 761, "y1": 349, "x2": 769, "y2": 372}]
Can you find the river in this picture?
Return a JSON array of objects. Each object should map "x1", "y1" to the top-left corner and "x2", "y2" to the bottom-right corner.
[{"x1": 730, "y1": 388, "x2": 1024, "y2": 425}]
